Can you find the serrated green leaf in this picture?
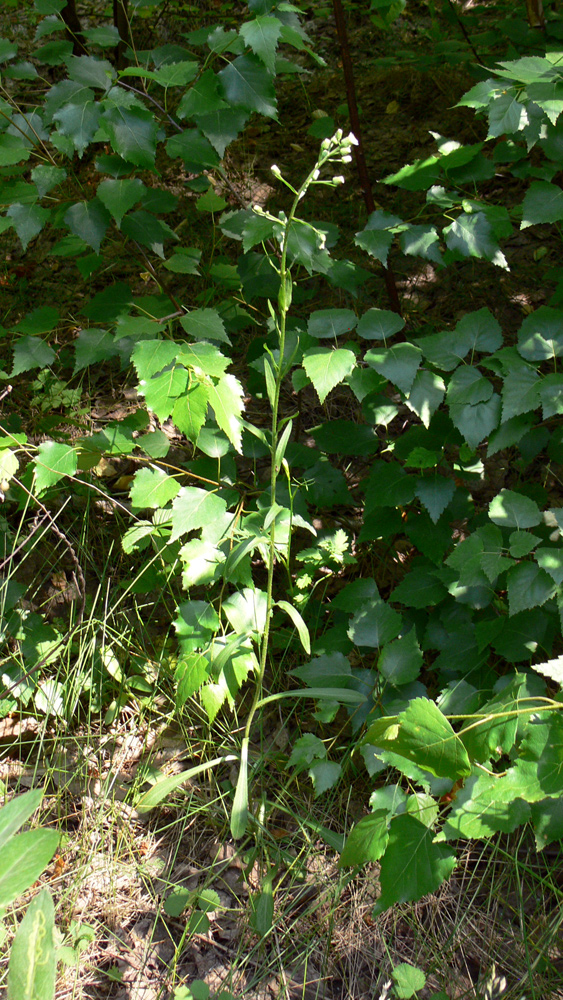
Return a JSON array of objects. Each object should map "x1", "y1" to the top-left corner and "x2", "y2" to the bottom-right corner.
[
  {"x1": 399, "y1": 223, "x2": 442, "y2": 263},
  {"x1": 449, "y1": 393, "x2": 501, "y2": 449},
  {"x1": 175, "y1": 653, "x2": 209, "y2": 709},
  {"x1": 535, "y1": 547, "x2": 563, "y2": 584},
  {"x1": 218, "y1": 54, "x2": 277, "y2": 119},
  {"x1": 339, "y1": 810, "x2": 389, "y2": 867},
  {"x1": 172, "y1": 384, "x2": 210, "y2": 443},
  {"x1": 507, "y1": 562, "x2": 556, "y2": 615},
  {"x1": 12, "y1": 337, "x2": 56, "y2": 375},
  {"x1": 356, "y1": 308, "x2": 405, "y2": 340},
  {"x1": 97, "y1": 177, "x2": 145, "y2": 225},
  {"x1": 391, "y1": 565, "x2": 447, "y2": 608},
  {"x1": 129, "y1": 468, "x2": 180, "y2": 510},
  {"x1": 517, "y1": 306, "x2": 563, "y2": 360},
  {"x1": 365, "y1": 343, "x2": 422, "y2": 394},
  {"x1": 446, "y1": 366, "x2": 493, "y2": 406},
  {"x1": 121, "y1": 210, "x2": 178, "y2": 258},
  {"x1": 170, "y1": 487, "x2": 227, "y2": 542},
  {"x1": 373, "y1": 814, "x2": 456, "y2": 914},
  {"x1": 68, "y1": 54, "x2": 115, "y2": 90},
  {"x1": 442, "y1": 770, "x2": 531, "y2": 840},
  {"x1": 177, "y1": 68, "x2": 225, "y2": 119},
  {"x1": 307, "y1": 309, "x2": 357, "y2": 339},
  {"x1": 415, "y1": 477, "x2": 455, "y2": 523},
  {"x1": 194, "y1": 107, "x2": 249, "y2": 157},
  {"x1": 64, "y1": 199, "x2": 110, "y2": 253},
  {"x1": 364, "y1": 460, "x2": 416, "y2": 509},
  {"x1": 309, "y1": 760, "x2": 342, "y2": 797},
  {"x1": 502, "y1": 366, "x2": 540, "y2": 421},
  {"x1": 240, "y1": 15, "x2": 282, "y2": 73},
  {"x1": 302, "y1": 348, "x2": 356, "y2": 404},
  {"x1": 7, "y1": 203, "x2": 49, "y2": 250},
  {"x1": 521, "y1": 180, "x2": 563, "y2": 228},
  {"x1": 34, "y1": 441, "x2": 78, "y2": 494},
  {"x1": 74, "y1": 327, "x2": 119, "y2": 372},
  {"x1": 487, "y1": 93, "x2": 528, "y2": 137},
  {"x1": 489, "y1": 489, "x2": 541, "y2": 528},
  {"x1": 348, "y1": 597, "x2": 402, "y2": 648},
  {"x1": 139, "y1": 366, "x2": 188, "y2": 421},
  {"x1": 378, "y1": 630, "x2": 422, "y2": 686},
  {"x1": 405, "y1": 369, "x2": 445, "y2": 428},
  {"x1": 179, "y1": 309, "x2": 228, "y2": 345},
  {"x1": 444, "y1": 211, "x2": 506, "y2": 266},
  {"x1": 101, "y1": 105, "x2": 158, "y2": 168},
  {"x1": 31, "y1": 165, "x2": 66, "y2": 198}
]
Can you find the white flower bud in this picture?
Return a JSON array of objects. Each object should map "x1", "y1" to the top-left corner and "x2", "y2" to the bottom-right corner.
[
  {"x1": 271, "y1": 163, "x2": 282, "y2": 177},
  {"x1": 253, "y1": 204, "x2": 264, "y2": 213},
  {"x1": 312, "y1": 168, "x2": 320, "y2": 180},
  {"x1": 342, "y1": 154, "x2": 352, "y2": 163},
  {"x1": 333, "y1": 175, "x2": 345, "y2": 184},
  {"x1": 346, "y1": 131, "x2": 359, "y2": 145}
]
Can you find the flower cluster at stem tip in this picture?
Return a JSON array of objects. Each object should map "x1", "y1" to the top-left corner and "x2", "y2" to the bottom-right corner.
[{"x1": 269, "y1": 130, "x2": 358, "y2": 190}]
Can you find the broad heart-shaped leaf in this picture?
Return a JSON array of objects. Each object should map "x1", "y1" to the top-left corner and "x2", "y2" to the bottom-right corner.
[
  {"x1": 7, "y1": 887, "x2": 56, "y2": 1000},
  {"x1": 207, "y1": 373, "x2": 244, "y2": 452},
  {"x1": 121, "y1": 211, "x2": 178, "y2": 258},
  {"x1": 415, "y1": 477, "x2": 455, "y2": 524},
  {"x1": 218, "y1": 54, "x2": 277, "y2": 119},
  {"x1": 0, "y1": 828, "x2": 59, "y2": 910},
  {"x1": 64, "y1": 199, "x2": 111, "y2": 253},
  {"x1": 366, "y1": 697, "x2": 471, "y2": 780},
  {"x1": 373, "y1": 814, "x2": 456, "y2": 915},
  {"x1": 339, "y1": 810, "x2": 390, "y2": 867},
  {"x1": 489, "y1": 489, "x2": 542, "y2": 528},
  {"x1": 239, "y1": 15, "x2": 282, "y2": 73},
  {"x1": 52, "y1": 99, "x2": 101, "y2": 154},
  {"x1": 444, "y1": 211, "x2": 507, "y2": 267},
  {"x1": 356, "y1": 308, "x2": 405, "y2": 341},
  {"x1": 405, "y1": 369, "x2": 445, "y2": 428},
  {"x1": 521, "y1": 181, "x2": 563, "y2": 228},
  {"x1": 347, "y1": 597, "x2": 402, "y2": 648},
  {"x1": 449, "y1": 393, "x2": 501, "y2": 449},
  {"x1": 12, "y1": 336, "x2": 56, "y2": 375},
  {"x1": 33, "y1": 441, "x2": 78, "y2": 495},
  {"x1": 507, "y1": 562, "x2": 556, "y2": 615},
  {"x1": 101, "y1": 105, "x2": 158, "y2": 168},
  {"x1": 6, "y1": 203, "x2": 50, "y2": 250},
  {"x1": 377, "y1": 630, "x2": 422, "y2": 686},
  {"x1": 365, "y1": 343, "x2": 422, "y2": 394},
  {"x1": 302, "y1": 348, "x2": 356, "y2": 404},
  {"x1": 170, "y1": 487, "x2": 227, "y2": 543},
  {"x1": 173, "y1": 383, "x2": 210, "y2": 443},
  {"x1": 165, "y1": 128, "x2": 221, "y2": 170},
  {"x1": 399, "y1": 223, "x2": 442, "y2": 263},
  {"x1": 517, "y1": 306, "x2": 563, "y2": 360},
  {"x1": 129, "y1": 468, "x2": 180, "y2": 510},
  {"x1": 307, "y1": 309, "x2": 357, "y2": 339},
  {"x1": 97, "y1": 177, "x2": 145, "y2": 225}
]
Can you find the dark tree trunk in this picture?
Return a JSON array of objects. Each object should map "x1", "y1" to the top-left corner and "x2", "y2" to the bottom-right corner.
[
  {"x1": 60, "y1": 0, "x2": 88, "y2": 56},
  {"x1": 113, "y1": 0, "x2": 131, "y2": 69}
]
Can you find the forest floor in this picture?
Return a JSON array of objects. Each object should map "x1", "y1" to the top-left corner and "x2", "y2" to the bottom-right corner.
[{"x1": 1, "y1": 2, "x2": 563, "y2": 999}]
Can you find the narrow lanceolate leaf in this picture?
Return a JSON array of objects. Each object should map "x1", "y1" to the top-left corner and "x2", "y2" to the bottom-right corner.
[
  {"x1": 302, "y1": 348, "x2": 356, "y2": 404},
  {"x1": 0, "y1": 829, "x2": 59, "y2": 910},
  {"x1": 207, "y1": 373, "x2": 245, "y2": 453},
  {"x1": 0, "y1": 790, "x2": 44, "y2": 852},
  {"x1": 170, "y1": 487, "x2": 227, "y2": 543},
  {"x1": 277, "y1": 600, "x2": 311, "y2": 654},
  {"x1": 7, "y1": 889, "x2": 56, "y2": 1000},
  {"x1": 231, "y1": 738, "x2": 249, "y2": 839},
  {"x1": 64, "y1": 199, "x2": 110, "y2": 253},
  {"x1": 33, "y1": 441, "x2": 78, "y2": 495},
  {"x1": 373, "y1": 814, "x2": 456, "y2": 914}
]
